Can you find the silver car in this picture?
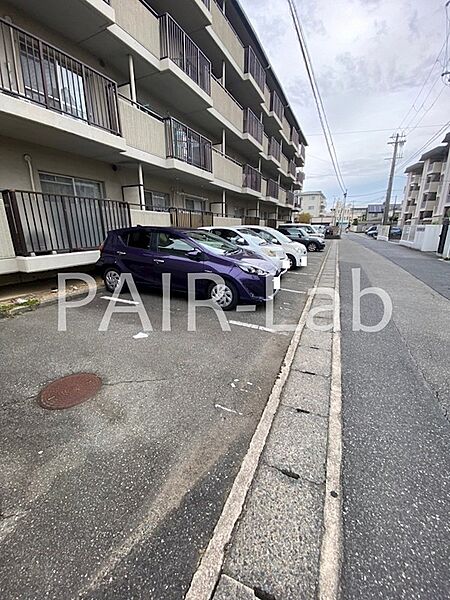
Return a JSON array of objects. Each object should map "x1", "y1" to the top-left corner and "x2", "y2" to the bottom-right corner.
[
  {"x1": 200, "y1": 226, "x2": 290, "y2": 273},
  {"x1": 237, "y1": 225, "x2": 308, "y2": 269}
]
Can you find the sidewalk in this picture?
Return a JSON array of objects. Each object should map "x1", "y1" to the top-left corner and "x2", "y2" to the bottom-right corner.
[{"x1": 188, "y1": 244, "x2": 340, "y2": 600}]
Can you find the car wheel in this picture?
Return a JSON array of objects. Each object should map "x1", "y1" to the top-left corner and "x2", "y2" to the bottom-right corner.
[
  {"x1": 286, "y1": 254, "x2": 297, "y2": 269},
  {"x1": 104, "y1": 267, "x2": 122, "y2": 293},
  {"x1": 208, "y1": 280, "x2": 238, "y2": 311},
  {"x1": 307, "y1": 242, "x2": 317, "y2": 252}
]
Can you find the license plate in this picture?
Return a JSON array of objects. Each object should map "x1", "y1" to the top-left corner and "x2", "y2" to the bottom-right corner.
[{"x1": 274, "y1": 276, "x2": 281, "y2": 290}]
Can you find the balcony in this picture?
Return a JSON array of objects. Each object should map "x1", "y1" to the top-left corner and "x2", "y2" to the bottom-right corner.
[
  {"x1": 243, "y1": 108, "x2": 263, "y2": 146},
  {"x1": 213, "y1": 151, "x2": 242, "y2": 189},
  {"x1": 2, "y1": 189, "x2": 130, "y2": 257},
  {"x1": 244, "y1": 46, "x2": 266, "y2": 92},
  {"x1": 424, "y1": 181, "x2": 440, "y2": 194},
  {"x1": 210, "y1": 77, "x2": 243, "y2": 133},
  {"x1": 270, "y1": 91, "x2": 284, "y2": 123},
  {"x1": 160, "y1": 13, "x2": 211, "y2": 95},
  {"x1": 291, "y1": 128, "x2": 300, "y2": 151},
  {"x1": 286, "y1": 190, "x2": 295, "y2": 206},
  {"x1": 266, "y1": 179, "x2": 279, "y2": 201},
  {"x1": 165, "y1": 117, "x2": 212, "y2": 172},
  {"x1": 243, "y1": 164, "x2": 262, "y2": 193},
  {"x1": 210, "y1": 0, "x2": 245, "y2": 71},
  {"x1": 0, "y1": 17, "x2": 121, "y2": 135},
  {"x1": 118, "y1": 96, "x2": 166, "y2": 158},
  {"x1": 289, "y1": 160, "x2": 297, "y2": 179},
  {"x1": 428, "y1": 161, "x2": 443, "y2": 174}
]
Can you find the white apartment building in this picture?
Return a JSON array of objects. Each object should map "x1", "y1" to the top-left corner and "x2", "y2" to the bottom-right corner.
[
  {"x1": 0, "y1": 0, "x2": 306, "y2": 278},
  {"x1": 294, "y1": 190, "x2": 326, "y2": 218},
  {"x1": 400, "y1": 133, "x2": 450, "y2": 226}
]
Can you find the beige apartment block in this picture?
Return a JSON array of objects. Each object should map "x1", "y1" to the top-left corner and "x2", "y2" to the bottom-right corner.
[
  {"x1": 400, "y1": 133, "x2": 450, "y2": 227},
  {"x1": 294, "y1": 190, "x2": 327, "y2": 218},
  {"x1": 0, "y1": 0, "x2": 307, "y2": 276}
]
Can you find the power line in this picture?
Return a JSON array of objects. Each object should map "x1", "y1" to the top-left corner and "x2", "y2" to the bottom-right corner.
[
  {"x1": 286, "y1": 0, "x2": 347, "y2": 196},
  {"x1": 306, "y1": 124, "x2": 448, "y2": 136},
  {"x1": 395, "y1": 121, "x2": 450, "y2": 173}
]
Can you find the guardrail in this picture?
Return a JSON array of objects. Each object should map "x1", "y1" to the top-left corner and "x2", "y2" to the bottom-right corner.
[
  {"x1": 270, "y1": 90, "x2": 284, "y2": 121},
  {"x1": 0, "y1": 17, "x2": 121, "y2": 134},
  {"x1": 243, "y1": 108, "x2": 263, "y2": 144},
  {"x1": 243, "y1": 165, "x2": 262, "y2": 192},
  {"x1": 165, "y1": 117, "x2": 213, "y2": 172},
  {"x1": 269, "y1": 137, "x2": 281, "y2": 162},
  {"x1": 244, "y1": 46, "x2": 265, "y2": 91},
  {"x1": 267, "y1": 179, "x2": 279, "y2": 200},
  {"x1": 2, "y1": 190, "x2": 130, "y2": 256},
  {"x1": 160, "y1": 13, "x2": 211, "y2": 94}
]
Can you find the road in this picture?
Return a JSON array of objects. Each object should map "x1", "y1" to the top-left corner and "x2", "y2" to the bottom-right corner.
[
  {"x1": 0, "y1": 250, "x2": 326, "y2": 600},
  {"x1": 340, "y1": 234, "x2": 450, "y2": 599}
]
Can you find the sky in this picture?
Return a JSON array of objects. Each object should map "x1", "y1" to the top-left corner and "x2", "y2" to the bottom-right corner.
[{"x1": 240, "y1": 0, "x2": 450, "y2": 209}]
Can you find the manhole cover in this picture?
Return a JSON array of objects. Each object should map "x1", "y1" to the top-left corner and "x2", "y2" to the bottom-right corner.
[{"x1": 38, "y1": 373, "x2": 102, "y2": 410}]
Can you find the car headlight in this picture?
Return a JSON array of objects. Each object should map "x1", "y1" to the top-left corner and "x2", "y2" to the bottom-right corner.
[
  {"x1": 239, "y1": 263, "x2": 270, "y2": 276},
  {"x1": 262, "y1": 248, "x2": 276, "y2": 257}
]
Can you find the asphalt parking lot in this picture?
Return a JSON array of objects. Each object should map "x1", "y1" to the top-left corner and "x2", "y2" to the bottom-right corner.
[{"x1": 0, "y1": 249, "x2": 327, "y2": 600}]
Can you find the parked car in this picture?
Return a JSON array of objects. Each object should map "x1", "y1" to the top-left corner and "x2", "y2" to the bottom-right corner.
[
  {"x1": 236, "y1": 225, "x2": 308, "y2": 269},
  {"x1": 277, "y1": 225, "x2": 326, "y2": 252},
  {"x1": 365, "y1": 225, "x2": 378, "y2": 237},
  {"x1": 97, "y1": 227, "x2": 281, "y2": 310},
  {"x1": 201, "y1": 226, "x2": 290, "y2": 272},
  {"x1": 282, "y1": 223, "x2": 325, "y2": 239},
  {"x1": 389, "y1": 226, "x2": 402, "y2": 239}
]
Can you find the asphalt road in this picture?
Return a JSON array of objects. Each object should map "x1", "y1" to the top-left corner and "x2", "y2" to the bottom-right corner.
[
  {"x1": 0, "y1": 250, "x2": 326, "y2": 600},
  {"x1": 340, "y1": 236, "x2": 450, "y2": 599}
]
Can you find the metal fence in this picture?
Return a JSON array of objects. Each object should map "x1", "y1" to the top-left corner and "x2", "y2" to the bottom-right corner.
[
  {"x1": 2, "y1": 190, "x2": 130, "y2": 256},
  {"x1": 243, "y1": 216, "x2": 260, "y2": 225},
  {"x1": 243, "y1": 165, "x2": 262, "y2": 192},
  {"x1": 286, "y1": 190, "x2": 295, "y2": 206},
  {"x1": 291, "y1": 128, "x2": 300, "y2": 149},
  {"x1": 266, "y1": 179, "x2": 279, "y2": 200},
  {"x1": 200, "y1": 0, "x2": 211, "y2": 8},
  {"x1": 165, "y1": 117, "x2": 213, "y2": 172},
  {"x1": 0, "y1": 18, "x2": 120, "y2": 134},
  {"x1": 289, "y1": 160, "x2": 297, "y2": 178},
  {"x1": 270, "y1": 90, "x2": 284, "y2": 121},
  {"x1": 160, "y1": 13, "x2": 211, "y2": 95},
  {"x1": 269, "y1": 137, "x2": 281, "y2": 162},
  {"x1": 170, "y1": 207, "x2": 213, "y2": 228},
  {"x1": 243, "y1": 108, "x2": 263, "y2": 144},
  {"x1": 244, "y1": 46, "x2": 265, "y2": 91}
]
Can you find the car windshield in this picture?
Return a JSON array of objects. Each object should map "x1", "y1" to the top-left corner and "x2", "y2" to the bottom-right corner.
[
  {"x1": 238, "y1": 229, "x2": 268, "y2": 246},
  {"x1": 188, "y1": 230, "x2": 240, "y2": 255}
]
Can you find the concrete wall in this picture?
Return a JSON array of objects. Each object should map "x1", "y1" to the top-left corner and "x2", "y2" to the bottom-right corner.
[
  {"x1": 131, "y1": 209, "x2": 171, "y2": 227},
  {"x1": 211, "y1": 78, "x2": 243, "y2": 133},
  {"x1": 119, "y1": 98, "x2": 166, "y2": 158},
  {"x1": 211, "y1": 1, "x2": 245, "y2": 71},
  {"x1": 110, "y1": 0, "x2": 160, "y2": 59}
]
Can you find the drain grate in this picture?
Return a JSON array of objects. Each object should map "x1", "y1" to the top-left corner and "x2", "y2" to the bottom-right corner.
[{"x1": 38, "y1": 373, "x2": 102, "y2": 410}]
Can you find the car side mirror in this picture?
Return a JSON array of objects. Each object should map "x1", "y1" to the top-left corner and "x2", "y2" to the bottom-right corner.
[{"x1": 187, "y1": 248, "x2": 203, "y2": 260}]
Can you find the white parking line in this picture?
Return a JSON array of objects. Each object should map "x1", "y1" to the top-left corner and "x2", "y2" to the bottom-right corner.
[
  {"x1": 101, "y1": 296, "x2": 140, "y2": 305},
  {"x1": 280, "y1": 288, "x2": 306, "y2": 295},
  {"x1": 215, "y1": 404, "x2": 242, "y2": 416},
  {"x1": 228, "y1": 320, "x2": 288, "y2": 335}
]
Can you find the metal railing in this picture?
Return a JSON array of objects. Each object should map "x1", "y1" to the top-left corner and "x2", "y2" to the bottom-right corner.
[
  {"x1": 170, "y1": 207, "x2": 213, "y2": 228},
  {"x1": 243, "y1": 108, "x2": 263, "y2": 144},
  {"x1": 266, "y1": 179, "x2": 279, "y2": 200},
  {"x1": 291, "y1": 128, "x2": 300, "y2": 149},
  {"x1": 243, "y1": 165, "x2": 262, "y2": 192},
  {"x1": 160, "y1": 13, "x2": 211, "y2": 95},
  {"x1": 269, "y1": 137, "x2": 281, "y2": 162},
  {"x1": 0, "y1": 18, "x2": 120, "y2": 134},
  {"x1": 2, "y1": 190, "x2": 130, "y2": 256},
  {"x1": 270, "y1": 90, "x2": 284, "y2": 121},
  {"x1": 244, "y1": 46, "x2": 265, "y2": 91},
  {"x1": 286, "y1": 190, "x2": 295, "y2": 206},
  {"x1": 165, "y1": 117, "x2": 213, "y2": 172},
  {"x1": 289, "y1": 160, "x2": 297, "y2": 178},
  {"x1": 201, "y1": 0, "x2": 211, "y2": 9}
]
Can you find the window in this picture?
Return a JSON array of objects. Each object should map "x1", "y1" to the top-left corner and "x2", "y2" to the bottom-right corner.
[
  {"x1": 39, "y1": 173, "x2": 104, "y2": 198},
  {"x1": 212, "y1": 229, "x2": 244, "y2": 245},
  {"x1": 188, "y1": 231, "x2": 237, "y2": 255},
  {"x1": 157, "y1": 233, "x2": 193, "y2": 255},
  {"x1": 127, "y1": 231, "x2": 151, "y2": 249},
  {"x1": 185, "y1": 196, "x2": 205, "y2": 211},
  {"x1": 145, "y1": 190, "x2": 170, "y2": 211}
]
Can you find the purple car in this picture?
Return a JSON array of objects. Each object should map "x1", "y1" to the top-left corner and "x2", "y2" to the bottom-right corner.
[{"x1": 96, "y1": 226, "x2": 281, "y2": 310}]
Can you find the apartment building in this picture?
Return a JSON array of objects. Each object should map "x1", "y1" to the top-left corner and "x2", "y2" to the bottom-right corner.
[
  {"x1": 294, "y1": 190, "x2": 326, "y2": 217},
  {"x1": 0, "y1": 0, "x2": 307, "y2": 278},
  {"x1": 400, "y1": 133, "x2": 450, "y2": 226}
]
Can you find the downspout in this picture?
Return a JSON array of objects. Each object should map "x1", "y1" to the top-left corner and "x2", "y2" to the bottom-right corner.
[{"x1": 23, "y1": 154, "x2": 35, "y2": 191}]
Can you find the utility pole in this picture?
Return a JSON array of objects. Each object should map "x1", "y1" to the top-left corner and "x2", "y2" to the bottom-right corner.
[{"x1": 383, "y1": 133, "x2": 405, "y2": 225}]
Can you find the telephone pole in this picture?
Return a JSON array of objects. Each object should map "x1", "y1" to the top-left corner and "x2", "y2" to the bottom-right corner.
[{"x1": 383, "y1": 133, "x2": 405, "y2": 225}]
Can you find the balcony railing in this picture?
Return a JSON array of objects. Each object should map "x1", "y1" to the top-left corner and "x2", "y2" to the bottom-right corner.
[
  {"x1": 165, "y1": 117, "x2": 212, "y2": 172},
  {"x1": 0, "y1": 18, "x2": 120, "y2": 134},
  {"x1": 243, "y1": 165, "x2": 262, "y2": 192},
  {"x1": 160, "y1": 13, "x2": 211, "y2": 95},
  {"x1": 243, "y1": 108, "x2": 263, "y2": 144},
  {"x1": 291, "y1": 128, "x2": 300, "y2": 149},
  {"x1": 2, "y1": 190, "x2": 130, "y2": 256},
  {"x1": 201, "y1": 0, "x2": 211, "y2": 9},
  {"x1": 266, "y1": 179, "x2": 279, "y2": 200},
  {"x1": 244, "y1": 46, "x2": 265, "y2": 91},
  {"x1": 286, "y1": 190, "x2": 295, "y2": 206},
  {"x1": 269, "y1": 137, "x2": 281, "y2": 162},
  {"x1": 270, "y1": 91, "x2": 284, "y2": 122},
  {"x1": 289, "y1": 160, "x2": 297, "y2": 178}
]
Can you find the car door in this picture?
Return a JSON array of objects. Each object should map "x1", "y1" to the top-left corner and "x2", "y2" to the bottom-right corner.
[
  {"x1": 117, "y1": 229, "x2": 159, "y2": 286},
  {"x1": 154, "y1": 231, "x2": 205, "y2": 292}
]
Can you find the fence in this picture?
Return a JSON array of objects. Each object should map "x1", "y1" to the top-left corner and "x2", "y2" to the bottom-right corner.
[
  {"x1": 2, "y1": 190, "x2": 130, "y2": 256},
  {"x1": 244, "y1": 46, "x2": 265, "y2": 91},
  {"x1": 170, "y1": 207, "x2": 213, "y2": 228},
  {"x1": 243, "y1": 165, "x2": 262, "y2": 192},
  {"x1": 165, "y1": 117, "x2": 213, "y2": 171},
  {"x1": 243, "y1": 108, "x2": 263, "y2": 144},
  {"x1": 0, "y1": 17, "x2": 120, "y2": 134}
]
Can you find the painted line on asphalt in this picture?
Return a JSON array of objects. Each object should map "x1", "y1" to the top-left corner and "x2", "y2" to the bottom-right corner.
[
  {"x1": 280, "y1": 288, "x2": 307, "y2": 294},
  {"x1": 101, "y1": 296, "x2": 139, "y2": 305},
  {"x1": 318, "y1": 245, "x2": 343, "y2": 600},
  {"x1": 184, "y1": 243, "x2": 333, "y2": 600},
  {"x1": 228, "y1": 320, "x2": 288, "y2": 335}
]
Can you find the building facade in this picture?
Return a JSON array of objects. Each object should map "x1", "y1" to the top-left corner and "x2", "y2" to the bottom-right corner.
[
  {"x1": 294, "y1": 190, "x2": 326, "y2": 218},
  {"x1": 0, "y1": 0, "x2": 306, "y2": 277},
  {"x1": 400, "y1": 133, "x2": 450, "y2": 226}
]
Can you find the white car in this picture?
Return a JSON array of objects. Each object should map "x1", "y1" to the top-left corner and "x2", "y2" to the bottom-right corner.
[
  {"x1": 237, "y1": 225, "x2": 307, "y2": 269},
  {"x1": 284, "y1": 223, "x2": 325, "y2": 238},
  {"x1": 200, "y1": 226, "x2": 290, "y2": 273}
]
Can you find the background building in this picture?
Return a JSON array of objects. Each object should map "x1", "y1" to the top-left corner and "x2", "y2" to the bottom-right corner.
[
  {"x1": 0, "y1": 0, "x2": 306, "y2": 279},
  {"x1": 400, "y1": 133, "x2": 450, "y2": 226},
  {"x1": 294, "y1": 190, "x2": 326, "y2": 218}
]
